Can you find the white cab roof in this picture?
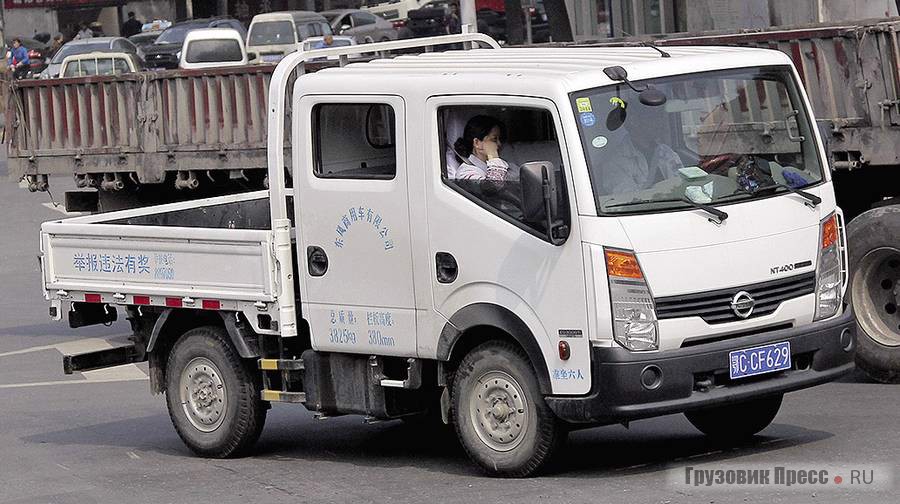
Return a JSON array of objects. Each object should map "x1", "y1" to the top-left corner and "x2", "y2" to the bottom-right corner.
[{"x1": 299, "y1": 46, "x2": 794, "y2": 97}]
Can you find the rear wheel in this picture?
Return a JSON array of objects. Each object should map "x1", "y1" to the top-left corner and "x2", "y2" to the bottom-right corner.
[
  {"x1": 451, "y1": 341, "x2": 565, "y2": 477},
  {"x1": 847, "y1": 207, "x2": 900, "y2": 383},
  {"x1": 165, "y1": 326, "x2": 266, "y2": 457},
  {"x1": 685, "y1": 394, "x2": 783, "y2": 440}
]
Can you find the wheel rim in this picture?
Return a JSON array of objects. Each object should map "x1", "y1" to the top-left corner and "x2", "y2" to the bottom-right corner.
[
  {"x1": 469, "y1": 370, "x2": 528, "y2": 452},
  {"x1": 180, "y1": 357, "x2": 227, "y2": 432},
  {"x1": 852, "y1": 247, "x2": 900, "y2": 347}
]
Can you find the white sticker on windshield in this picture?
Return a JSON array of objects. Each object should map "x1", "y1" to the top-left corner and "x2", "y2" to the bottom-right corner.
[{"x1": 591, "y1": 135, "x2": 608, "y2": 148}]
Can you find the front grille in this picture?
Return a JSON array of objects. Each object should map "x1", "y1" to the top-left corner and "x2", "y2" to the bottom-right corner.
[{"x1": 655, "y1": 272, "x2": 816, "y2": 324}]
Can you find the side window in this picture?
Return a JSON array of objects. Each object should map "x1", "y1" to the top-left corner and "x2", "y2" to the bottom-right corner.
[
  {"x1": 63, "y1": 62, "x2": 79, "y2": 77},
  {"x1": 313, "y1": 103, "x2": 396, "y2": 180},
  {"x1": 114, "y1": 58, "x2": 131, "y2": 73},
  {"x1": 296, "y1": 23, "x2": 312, "y2": 40},
  {"x1": 351, "y1": 12, "x2": 376, "y2": 26},
  {"x1": 439, "y1": 104, "x2": 570, "y2": 242}
]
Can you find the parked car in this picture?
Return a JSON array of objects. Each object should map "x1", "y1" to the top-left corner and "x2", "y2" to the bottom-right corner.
[
  {"x1": 301, "y1": 35, "x2": 362, "y2": 60},
  {"x1": 179, "y1": 28, "x2": 247, "y2": 70},
  {"x1": 60, "y1": 51, "x2": 142, "y2": 77},
  {"x1": 5, "y1": 36, "x2": 50, "y2": 76},
  {"x1": 128, "y1": 30, "x2": 163, "y2": 57},
  {"x1": 144, "y1": 17, "x2": 246, "y2": 70},
  {"x1": 246, "y1": 11, "x2": 332, "y2": 64},
  {"x1": 361, "y1": 0, "x2": 430, "y2": 25},
  {"x1": 41, "y1": 37, "x2": 139, "y2": 78},
  {"x1": 405, "y1": 0, "x2": 549, "y2": 42},
  {"x1": 321, "y1": 9, "x2": 398, "y2": 43}
]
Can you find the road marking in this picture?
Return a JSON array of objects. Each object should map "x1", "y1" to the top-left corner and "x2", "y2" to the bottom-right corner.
[
  {"x1": 41, "y1": 202, "x2": 86, "y2": 216},
  {"x1": 127, "y1": 451, "x2": 141, "y2": 460},
  {"x1": 0, "y1": 375, "x2": 148, "y2": 389},
  {"x1": 0, "y1": 337, "x2": 117, "y2": 358}
]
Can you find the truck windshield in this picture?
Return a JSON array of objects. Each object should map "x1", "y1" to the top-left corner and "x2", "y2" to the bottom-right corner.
[
  {"x1": 248, "y1": 21, "x2": 296, "y2": 46},
  {"x1": 571, "y1": 66, "x2": 824, "y2": 215}
]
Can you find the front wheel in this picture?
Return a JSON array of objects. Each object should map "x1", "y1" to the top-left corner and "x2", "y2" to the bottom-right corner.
[
  {"x1": 165, "y1": 326, "x2": 266, "y2": 457},
  {"x1": 451, "y1": 341, "x2": 565, "y2": 477},
  {"x1": 685, "y1": 394, "x2": 783, "y2": 441},
  {"x1": 847, "y1": 207, "x2": 900, "y2": 383}
]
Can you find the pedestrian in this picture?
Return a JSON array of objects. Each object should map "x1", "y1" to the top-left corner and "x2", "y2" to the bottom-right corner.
[
  {"x1": 312, "y1": 35, "x2": 336, "y2": 49},
  {"x1": 448, "y1": 3, "x2": 461, "y2": 34},
  {"x1": 75, "y1": 23, "x2": 94, "y2": 40},
  {"x1": 6, "y1": 38, "x2": 31, "y2": 79},
  {"x1": 47, "y1": 34, "x2": 64, "y2": 60},
  {"x1": 122, "y1": 11, "x2": 142, "y2": 38}
]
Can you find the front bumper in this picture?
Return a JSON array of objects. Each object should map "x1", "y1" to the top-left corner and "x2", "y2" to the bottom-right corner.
[{"x1": 546, "y1": 307, "x2": 856, "y2": 424}]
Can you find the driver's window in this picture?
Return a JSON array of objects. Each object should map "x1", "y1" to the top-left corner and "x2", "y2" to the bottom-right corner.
[{"x1": 439, "y1": 104, "x2": 569, "y2": 240}]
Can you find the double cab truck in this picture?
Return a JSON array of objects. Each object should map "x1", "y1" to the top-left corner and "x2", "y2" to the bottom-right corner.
[{"x1": 40, "y1": 34, "x2": 856, "y2": 477}]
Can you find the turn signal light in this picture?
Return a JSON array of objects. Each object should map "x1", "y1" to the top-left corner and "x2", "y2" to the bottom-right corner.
[
  {"x1": 822, "y1": 214, "x2": 838, "y2": 249},
  {"x1": 605, "y1": 249, "x2": 643, "y2": 279}
]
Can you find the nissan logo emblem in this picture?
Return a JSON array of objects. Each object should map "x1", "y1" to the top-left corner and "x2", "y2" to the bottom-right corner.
[{"x1": 730, "y1": 291, "x2": 756, "y2": 319}]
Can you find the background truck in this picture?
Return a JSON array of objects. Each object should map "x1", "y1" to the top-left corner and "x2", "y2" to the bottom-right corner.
[
  {"x1": 39, "y1": 34, "x2": 856, "y2": 477},
  {"x1": 4, "y1": 61, "x2": 326, "y2": 213}
]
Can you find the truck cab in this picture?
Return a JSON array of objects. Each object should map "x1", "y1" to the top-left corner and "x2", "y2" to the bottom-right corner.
[{"x1": 41, "y1": 35, "x2": 855, "y2": 477}]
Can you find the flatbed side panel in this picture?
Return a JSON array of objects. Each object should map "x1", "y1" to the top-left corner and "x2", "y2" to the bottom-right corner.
[{"x1": 42, "y1": 226, "x2": 277, "y2": 302}]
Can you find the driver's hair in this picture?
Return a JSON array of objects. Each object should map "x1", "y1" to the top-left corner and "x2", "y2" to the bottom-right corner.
[{"x1": 453, "y1": 115, "x2": 506, "y2": 158}]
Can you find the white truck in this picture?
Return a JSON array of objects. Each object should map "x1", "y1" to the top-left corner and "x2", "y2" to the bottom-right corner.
[{"x1": 40, "y1": 34, "x2": 856, "y2": 477}]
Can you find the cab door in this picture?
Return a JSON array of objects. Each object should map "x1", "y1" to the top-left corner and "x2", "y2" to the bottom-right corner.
[{"x1": 293, "y1": 95, "x2": 417, "y2": 356}]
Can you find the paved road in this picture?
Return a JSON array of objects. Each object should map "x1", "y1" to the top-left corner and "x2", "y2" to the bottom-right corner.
[{"x1": 1, "y1": 162, "x2": 898, "y2": 504}]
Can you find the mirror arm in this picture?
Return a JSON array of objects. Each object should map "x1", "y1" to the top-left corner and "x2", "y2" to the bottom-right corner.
[{"x1": 541, "y1": 167, "x2": 569, "y2": 245}]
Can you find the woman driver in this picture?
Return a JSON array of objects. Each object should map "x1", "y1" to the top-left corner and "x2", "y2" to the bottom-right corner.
[{"x1": 453, "y1": 115, "x2": 511, "y2": 183}]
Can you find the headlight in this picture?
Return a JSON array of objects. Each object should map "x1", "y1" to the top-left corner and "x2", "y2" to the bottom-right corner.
[
  {"x1": 814, "y1": 212, "x2": 842, "y2": 321},
  {"x1": 605, "y1": 248, "x2": 658, "y2": 351}
]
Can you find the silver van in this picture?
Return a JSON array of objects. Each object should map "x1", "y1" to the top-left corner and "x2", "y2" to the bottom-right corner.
[{"x1": 247, "y1": 11, "x2": 333, "y2": 64}]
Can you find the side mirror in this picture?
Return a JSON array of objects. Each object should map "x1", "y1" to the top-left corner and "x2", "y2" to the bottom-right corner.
[
  {"x1": 247, "y1": 51, "x2": 257, "y2": 61},
  {"x1": 520, "y1": 161, "x2": 569, "y2": 245}
]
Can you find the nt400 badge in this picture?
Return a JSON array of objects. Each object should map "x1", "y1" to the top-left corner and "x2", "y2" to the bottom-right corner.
[{"x1": 580, "y1": 112, "x2": 596, "y2": 127}]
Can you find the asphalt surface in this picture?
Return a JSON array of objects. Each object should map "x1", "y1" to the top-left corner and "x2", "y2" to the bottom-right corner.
[{"x1": 1, "y1": 158, "x2": 898, "y2": 504}]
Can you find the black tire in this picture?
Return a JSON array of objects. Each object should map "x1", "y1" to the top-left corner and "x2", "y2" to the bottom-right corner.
[
  {"x1": 451, "y1": 341, "x2": 565, "y2": 477},
  {"x1": 685, "y1": 394, "x2": 783, "y2": 440},
  {"x1": 165, "y1": 326, "x2": 266, "y2": 457},
  {"x1": 847, "y1": 207, "x2": 900, "y2": 383}
]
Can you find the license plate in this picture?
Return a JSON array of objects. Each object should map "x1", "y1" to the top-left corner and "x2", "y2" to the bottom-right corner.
[
  {"x1": 262, "y1": 54, "x2": 283, "y2": 62},
  {"x1": 729, "y1": 341, "x2": 791, "y2": 379}
]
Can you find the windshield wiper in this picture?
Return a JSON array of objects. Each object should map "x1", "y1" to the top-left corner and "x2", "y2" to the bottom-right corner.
[
  {"x1": 605, "y1": 197, "x2": 728, "y2": 224},
  {"x1": 721, "y1": 182, "x2": 821, "y2": 208}
]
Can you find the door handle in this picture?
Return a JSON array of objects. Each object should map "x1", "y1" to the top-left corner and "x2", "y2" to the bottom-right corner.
[
  {"x1": 307, "y1": 246, "x2": 328, "y2": 277},
  {"x1": 435, "y1": 252, "x2": 458, "y2": 284}
]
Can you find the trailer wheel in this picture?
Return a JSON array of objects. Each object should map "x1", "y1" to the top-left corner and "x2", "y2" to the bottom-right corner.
[
  {"x1": 165, "y1": 326, "x2": 266, "y2": 457},
  {"x1": 848, "y1": 207, "x2": 900, "y2": 383},
  {"x1": 685, "y1": 394, "x2": 782, "y2": 440},
  {"x1": 451, "y1": 341, "x2": 564, "y2": 477}
]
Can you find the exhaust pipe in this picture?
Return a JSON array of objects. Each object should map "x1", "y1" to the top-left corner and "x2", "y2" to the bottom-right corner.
[
  {"x1": 175, "y1": 170, "x2": 200, "y2": 190},
  {"x1": 100, "y1": 173, "x2": 125, "y2": 192}
]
